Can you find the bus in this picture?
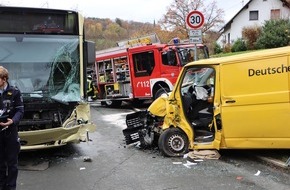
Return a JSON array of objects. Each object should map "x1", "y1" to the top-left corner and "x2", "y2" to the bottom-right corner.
[{"x1": 0, "y1": 6, "x2": 96, "y2": 150}]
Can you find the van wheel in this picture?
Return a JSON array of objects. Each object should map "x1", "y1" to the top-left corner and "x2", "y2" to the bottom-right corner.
[
  {"x1": 158, "y1": 128, "x2": 189, "y2": 157},
  {"x1": 154, "y1": 87, "x2": 169, "y2": 100}
]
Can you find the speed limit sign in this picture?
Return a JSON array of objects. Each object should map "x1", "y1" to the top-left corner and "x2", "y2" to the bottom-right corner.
[{"x1": 186, "y1": 10, "x2": 204, "y2": 29}]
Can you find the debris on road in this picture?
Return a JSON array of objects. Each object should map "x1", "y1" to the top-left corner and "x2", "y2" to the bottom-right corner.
[
  {"x1": 188, "y1": 150, "x2": 221, "y2": 161},
  {"x1": 254, "y1": 170, "x2": 261, "y2": 176},
  {"x1": 183, "y1": 160, "x2": 197, "y2": 168},
  {"x1": 172, "y1": 162, "x2": 183, "y2": 165},
  {"x1": 83, "y1": 156, "x2": 92, "y2": 162}
]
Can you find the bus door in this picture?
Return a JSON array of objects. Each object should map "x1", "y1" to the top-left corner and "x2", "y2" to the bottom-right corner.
[{"x1": 130, "y1": 51, "x2": 155, "y2": 98}]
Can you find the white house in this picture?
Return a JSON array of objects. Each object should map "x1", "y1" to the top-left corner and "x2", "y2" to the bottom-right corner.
[{"x1": 217, "y1": 0, "x2": 290, "y2": 45}]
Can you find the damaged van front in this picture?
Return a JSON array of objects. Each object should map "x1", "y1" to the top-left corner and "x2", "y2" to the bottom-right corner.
[{"x1": 123, "y1": 66, "x2": 218, "y2": 156}]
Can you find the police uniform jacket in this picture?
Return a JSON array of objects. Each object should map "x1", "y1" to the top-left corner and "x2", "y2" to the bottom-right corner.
[{"x1": 0, "y1": 83, "x2": 24, "y2": 127}]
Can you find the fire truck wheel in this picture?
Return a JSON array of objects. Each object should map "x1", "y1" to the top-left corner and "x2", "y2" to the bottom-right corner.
[
  {"x1": 131, "y1": 99, "x2": 145, "y2": 105},
  {"x1": 104, "y1": 100, "x2": 122, "y2": 107},
  {"x1": 154, "y1": 87, "x2": 169, "y2": 100},
  {"x1": 158, "y1": 127, "x2": 189, "y2": 157}
]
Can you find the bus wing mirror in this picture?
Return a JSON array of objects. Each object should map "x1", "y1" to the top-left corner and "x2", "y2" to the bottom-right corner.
[{"x1": 84, "y1": 41, "x2": 96, "y2": 66}]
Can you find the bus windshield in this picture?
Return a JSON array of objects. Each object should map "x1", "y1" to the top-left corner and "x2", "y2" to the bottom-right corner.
[{"x1": 0, "y1": 34, "x2": 80, "y2": 102}]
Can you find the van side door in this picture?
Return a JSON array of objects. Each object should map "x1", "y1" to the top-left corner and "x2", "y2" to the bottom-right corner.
[{"x1": 220, "y1": 55, "x2": 290, "y2": 148}]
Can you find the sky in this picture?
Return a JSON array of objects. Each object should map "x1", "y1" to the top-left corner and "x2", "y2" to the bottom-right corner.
[{"x1": 1, "y1": 0, "x2": 250, "y2": 23}]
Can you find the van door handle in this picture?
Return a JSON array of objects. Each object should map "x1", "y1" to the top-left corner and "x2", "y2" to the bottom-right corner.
[{"x1": 225, "y1": 99, "x2": 236, "y2": 103}]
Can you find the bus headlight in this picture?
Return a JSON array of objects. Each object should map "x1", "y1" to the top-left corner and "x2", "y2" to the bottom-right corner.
[
  {"x1": 33, "y1": 113, "x2": 40, "y2": 120},
  {"x1": 77, "y1": 118, "x2": 88, "y2": 124}
]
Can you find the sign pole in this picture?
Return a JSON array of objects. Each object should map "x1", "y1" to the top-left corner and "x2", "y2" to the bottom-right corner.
[
  {"x1": 186, "y1": 10, "x2": 205, "y2": 61},
  {"x1": 194, "y1": 44, "x2": 197, "y2": 61}
]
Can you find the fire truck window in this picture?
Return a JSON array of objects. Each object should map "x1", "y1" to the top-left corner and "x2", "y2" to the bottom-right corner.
[
  {"x1": 133, "y1": 51, "x2": 155, "y2": 77},
  {"x1": 162, "y1": 50, "x2": 177, "y2": 66}
]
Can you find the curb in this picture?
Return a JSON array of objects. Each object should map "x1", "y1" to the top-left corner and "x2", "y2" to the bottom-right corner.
[{"x1": 256, "y1": 156, "x2": 289, "y2": 169}]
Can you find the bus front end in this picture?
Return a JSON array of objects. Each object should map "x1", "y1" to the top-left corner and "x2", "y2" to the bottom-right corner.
[{"x1": 0, "y1": 7, "x2": 96, "y2": 150}]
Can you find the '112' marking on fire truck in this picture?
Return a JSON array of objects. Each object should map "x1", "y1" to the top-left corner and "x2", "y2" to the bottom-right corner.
[{"x1": 137, "y1": 81, "x2": 150, "y2": 88}]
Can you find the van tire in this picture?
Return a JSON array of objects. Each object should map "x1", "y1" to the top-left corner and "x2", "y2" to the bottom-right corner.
[{"x1": 158, "y1": 128, "x2": 189, "y2": 157}]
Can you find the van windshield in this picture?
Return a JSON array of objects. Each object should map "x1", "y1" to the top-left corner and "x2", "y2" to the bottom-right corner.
[
  {"x1": 180, "y1": 67, "x2": 214, "y2": 102},
  {"x1": 0, "y1": 34, "x2": 80, "y2": 102},
  {"x1": 182, "y1": 67, "x2": 214, "y2": 87}
]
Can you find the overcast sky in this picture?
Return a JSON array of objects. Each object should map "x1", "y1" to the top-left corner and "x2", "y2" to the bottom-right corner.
[{"x1": 1, "y1": 0, "x2": 250, "y2": 23}]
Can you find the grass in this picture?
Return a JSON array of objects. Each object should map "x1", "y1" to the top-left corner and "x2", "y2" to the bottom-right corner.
[{"x1": 210, "y1": 50, "x2": 257, "y2": 58}]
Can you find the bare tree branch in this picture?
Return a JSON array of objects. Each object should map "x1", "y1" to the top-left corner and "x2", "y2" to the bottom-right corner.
[{"x1": 159, "y1": 0, "x2": 225, "y2": 39}]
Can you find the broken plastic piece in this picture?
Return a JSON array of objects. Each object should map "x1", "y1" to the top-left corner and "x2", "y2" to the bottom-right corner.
[
  {"x1": 172, "y1": 162, "x2": 183, "y2": 165},
  {"x1": 254, "y1": 170, "x2": 261, "y2": 176},
  {"x1": 183, "y1": 160, "x2": 197, "y2": 168},
  {"x1": 83, "y1": 156, "x2": 92, "y2": 162}
]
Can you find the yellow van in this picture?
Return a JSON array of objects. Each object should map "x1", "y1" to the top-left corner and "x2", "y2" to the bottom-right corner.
[{"x1": 123, "y1": 46, "x2": 290, "y2": 157}]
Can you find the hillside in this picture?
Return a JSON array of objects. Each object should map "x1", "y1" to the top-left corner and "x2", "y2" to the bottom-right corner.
[{"x1": 84, "y1": 17, "x2": 176, "y2": 51}]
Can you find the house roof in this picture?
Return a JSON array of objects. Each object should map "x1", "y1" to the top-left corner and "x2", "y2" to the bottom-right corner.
[{"x1": 219, "y1": 0, "x2": 290, "y2": 32}]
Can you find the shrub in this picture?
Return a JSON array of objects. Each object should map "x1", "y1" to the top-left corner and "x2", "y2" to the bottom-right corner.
[
  {"x1": 242, "y1": 25, "x2": 262, "y2": 50},
  {"x1": 223, "y1": 43, "x2": 231, "y2": 53},
  {"x1": 213, "y1": 42, "x2": 223, "y2": 54},
  {"x1": 231, "y1": 38, "x2": 247, "y2": 52},
  {"x1": 255, "y1": 19, "x2": 290, "y2": 49}
]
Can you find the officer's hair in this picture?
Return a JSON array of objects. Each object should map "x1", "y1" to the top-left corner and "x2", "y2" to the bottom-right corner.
[{"x1": 0, "y1": 66, "x2": 9, "y2": 81}]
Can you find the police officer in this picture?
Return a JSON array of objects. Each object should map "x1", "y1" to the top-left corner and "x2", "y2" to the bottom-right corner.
[{"x1": 0, "y1": 66, "x2": 24, "y2": 190}]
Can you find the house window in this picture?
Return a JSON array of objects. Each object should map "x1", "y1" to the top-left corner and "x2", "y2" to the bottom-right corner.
[
  {"x1": 249, "y1": 11, "x2": 259, "y2": 20},
  {"x1": 227, "y1": 33, "x2": 231, "y2": 44},
  {"x1": 271, "y1": 9, "x2": 280, "y2": 20}
]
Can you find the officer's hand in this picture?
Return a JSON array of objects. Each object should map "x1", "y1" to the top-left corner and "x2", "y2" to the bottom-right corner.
[{"x1": 0, "y1": 118, "x2": 13, "y2": 127}]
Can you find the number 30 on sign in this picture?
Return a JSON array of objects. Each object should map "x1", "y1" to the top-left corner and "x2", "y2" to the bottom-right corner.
[{"x1": 186, "y1": 10, "x2": 204, "y2": 29}]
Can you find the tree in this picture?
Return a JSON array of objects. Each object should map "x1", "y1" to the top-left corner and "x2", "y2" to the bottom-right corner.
[{"x1": 159, "y1": 0, "x2": 225, "y2": 39}]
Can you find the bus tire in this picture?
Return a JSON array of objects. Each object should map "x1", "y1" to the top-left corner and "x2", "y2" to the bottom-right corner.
[{"x1": 158, "y1": 128, "x2": 189, "y2": 157}]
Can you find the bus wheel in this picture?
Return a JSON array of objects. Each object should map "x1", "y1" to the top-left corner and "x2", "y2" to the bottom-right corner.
[
  {"x1": 154, "y1": 87, "x2": 169, "y2": 100},
  {"x1": 158, "y1": 128, "x2": 189, "y2": 157}
]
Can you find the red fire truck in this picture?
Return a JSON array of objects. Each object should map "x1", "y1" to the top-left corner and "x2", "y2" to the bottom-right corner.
[{"x1": 95, "y1": 39, "x2": 209, "y2": 107}]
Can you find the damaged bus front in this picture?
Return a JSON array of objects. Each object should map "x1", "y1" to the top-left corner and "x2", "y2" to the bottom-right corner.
[{"x1": 0, "y1": 7, "x2": 96, "y2": 150}]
